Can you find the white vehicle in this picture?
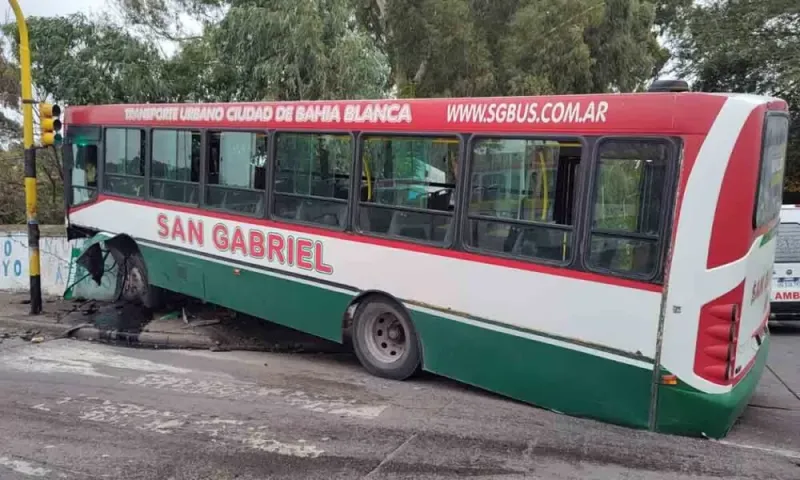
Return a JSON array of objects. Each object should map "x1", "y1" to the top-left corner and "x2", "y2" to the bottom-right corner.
[{"x1": 771, "y1": 205, "x2": 800, "y2": 320}]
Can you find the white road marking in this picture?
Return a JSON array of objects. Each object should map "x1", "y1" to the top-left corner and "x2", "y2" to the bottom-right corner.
[
  {"x1": 123, "y1": 374, "x2": 387, "y2": 419},
  {"x1": 244, "y1": 433, "x2": 324, "y2": 458},
  {"x1": 38, "y1": 397, "x2": 325, "y2": 458},
  {"x1": 0, "y1": 343, "x2": 191, "y2": 378},
  {"x1": 0, "y1": 456, "x2": 51, "y2": 477},
  {"x1": 716, "y1": 439, "x2": 800, "y2": 460},
  {"x1": 9, "y1": 341, "x2": 387, "y2": 420}
]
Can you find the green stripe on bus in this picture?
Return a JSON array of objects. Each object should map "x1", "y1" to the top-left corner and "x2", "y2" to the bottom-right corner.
[
  {"x1": 760, "y1": 225, "x2": 778, "y2": 246},
  {"x1": 88, "y1": 234, "x2": 744, "y2": 437},
  {"x1": 132, "y1": 239, "x2": 653, "y2": 429}
]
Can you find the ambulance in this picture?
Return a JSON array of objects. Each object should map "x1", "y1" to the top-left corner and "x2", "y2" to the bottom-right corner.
[{"x1": 771, "y1": 204, "x2": 800, "y2": 319}]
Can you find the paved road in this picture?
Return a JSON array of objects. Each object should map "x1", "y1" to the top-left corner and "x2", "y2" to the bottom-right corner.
[
  {"x1": 0, "y1": 331, "x2": 798, "y2": 479},
  {"x1": 724, "y1": 323, "x2": 800, "y2": 456}
]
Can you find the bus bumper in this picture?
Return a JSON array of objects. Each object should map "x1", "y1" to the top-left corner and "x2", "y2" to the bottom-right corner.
[
  {"x1": 770, "y1": 301, "x2": 800, "y2": 321},
  {"x1": 654, "y1": 332, "x2": 770, "y2": 439}
]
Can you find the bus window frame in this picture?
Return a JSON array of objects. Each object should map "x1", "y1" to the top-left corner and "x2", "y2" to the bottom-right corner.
[
  {"x1": 268, "y1": 129, "x2": 356, "y2": 232},
  {"x1": 201, "y1": 128, "x2": 270, "y2": 220},
  {"x1": 459, "y1": 134, "x2": 588, "y2": 268},
  {"x1": 101, "y1": 126, "x2": 148, "y2": 200},
  {"x1": 148, "y1": 126, "x2": 205, "y2": 209},
  {"x1": 753, "y1": 111, "x2": 790, "y2": 229},
  {"x1": 352, "y1": 131, "x2": 465, "y2": 248},
  {"x1": 582, "y1": 135, "x2": 678, "y2": 283}
]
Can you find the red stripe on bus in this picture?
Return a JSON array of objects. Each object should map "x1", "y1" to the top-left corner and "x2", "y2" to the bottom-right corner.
[
  {"x1": 70, "y1": 195, "x2": 664, "y2": 293},
  {"x1": 707, "y1": 109, "x2": 763, "y2": 269},
  {"x1": 64, "y1": 94, "x2": 728, "y2": 135}
]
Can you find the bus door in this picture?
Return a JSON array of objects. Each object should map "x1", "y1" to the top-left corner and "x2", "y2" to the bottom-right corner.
[{"x1": 63, "y1": 125, "x2": 101, "y2": 214}]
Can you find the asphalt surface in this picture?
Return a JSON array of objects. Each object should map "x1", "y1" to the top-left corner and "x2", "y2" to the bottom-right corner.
[{"x1": 0, "y1": 328, "x2": 798, "y2": 479}]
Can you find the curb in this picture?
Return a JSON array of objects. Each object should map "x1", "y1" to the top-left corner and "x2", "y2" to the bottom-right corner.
[
  {"x1": 70, "y1": 327, "x2": 219, "y2": 349},
  {"x1": 1, "y1": 317, "x2": 346, "y2": 354},
  {"x1": 0, "y1": 317, "x2": 73, "y2": 337},
  {"x1": 0, "y1": 316, "x2": 218, "y2": 349}
]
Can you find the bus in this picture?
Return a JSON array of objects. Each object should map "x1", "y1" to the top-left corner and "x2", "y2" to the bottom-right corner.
[
  {"x1": 63, "y1": 86, "x2": 789, "y2": 439},
  {"x1": 771, "y1": 205, "x2": 800, "y2": 319}
]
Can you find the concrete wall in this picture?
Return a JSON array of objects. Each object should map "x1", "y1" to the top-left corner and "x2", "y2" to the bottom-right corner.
[{"x1": 0, "y1": 226, "x2": 115, "y2": 300}]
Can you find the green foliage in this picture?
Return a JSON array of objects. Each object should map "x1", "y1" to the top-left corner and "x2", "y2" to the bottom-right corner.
[
  {"x1": 384, "y1": 0, "x2": 495, "y2": 97},
  {"x1": 585, "y1": 0, "x2": 662, "y2": 92},
  {"x1": 501, "y1": 0, "x2": 602, "y2": 95},
  {"x1": 671, "y1": 0, "x2": 799, "y2": 192},
  {"x1": 355, "y1": 0, "x2": 665, "y2": 97},
  {"x1": 3, "y1": 14, "x2": 169, "y2": 105},
  {"x1": 209, "y1": 0, "x2": 389, "y2": 101},
  {"x1": 0, "y1": 147, "x2": 64, "y2": 224},
  {"x1": 0, "y1": 50, "x2": 22, "y2": 144}
]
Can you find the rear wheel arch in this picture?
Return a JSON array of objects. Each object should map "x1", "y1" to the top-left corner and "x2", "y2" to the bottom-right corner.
[{"x1": 343, "y1": 290, "x2": 414, "y2": 331}]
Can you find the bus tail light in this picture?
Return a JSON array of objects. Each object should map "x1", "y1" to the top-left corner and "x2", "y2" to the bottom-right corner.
[{"x1": 694, "y1": 283, "x2": 742, "y2": 384}]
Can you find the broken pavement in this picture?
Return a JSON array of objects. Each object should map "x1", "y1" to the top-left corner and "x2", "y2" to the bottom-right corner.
[{"x1": 0, "y1": 291, "x2": 343, "y2": 354}]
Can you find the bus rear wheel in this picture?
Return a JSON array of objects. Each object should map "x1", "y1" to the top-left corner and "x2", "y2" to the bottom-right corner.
[{"x1": 352, "y1": 297, "x2": 420, "y2": 380}]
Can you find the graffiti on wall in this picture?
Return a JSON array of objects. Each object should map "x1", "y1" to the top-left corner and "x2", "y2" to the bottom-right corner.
[
  {"x1": 0, "y1": 231, "x2": 115, "y2": 300},
  {"x1": 0, "y1": 233, "x2": 77, "y2": 295},
  {"x1": 1, "y1": 238, "x2": 24, "y2": 280}
]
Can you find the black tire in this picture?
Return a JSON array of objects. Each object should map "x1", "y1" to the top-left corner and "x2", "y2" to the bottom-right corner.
[
  {"x1": 351, "y1": 297, "x2": 421, "y2": 380},
  {"x1": 112, "y1": 249, "x2": 163, "y2": 310}
]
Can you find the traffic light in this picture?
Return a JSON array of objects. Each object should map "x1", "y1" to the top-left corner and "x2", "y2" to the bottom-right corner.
[{"x1": 39, "y1": 103, "x2": 62, "y2": 146}]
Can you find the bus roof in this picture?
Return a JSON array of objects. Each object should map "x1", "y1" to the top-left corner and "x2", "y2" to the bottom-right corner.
[{"x1": 64, "y1": 92, "x2": 787, "y2": 136}]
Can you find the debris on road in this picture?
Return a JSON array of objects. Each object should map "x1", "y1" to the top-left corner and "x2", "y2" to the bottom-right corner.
[{"x1": 0, "y1": 291, "x2": 343, "y2": 355}]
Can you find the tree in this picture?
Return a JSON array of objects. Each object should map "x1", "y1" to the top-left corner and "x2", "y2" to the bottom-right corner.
[
  {"x1": 112, "y1": 0, "x2": 391, "y2": 101},
  {"x1": 0, "y1": 50, "x2": 21, "y2": 147},
  {"x1": 207, "y1": 0, "x2": 389, "y2": 101},
  {"x1": 354, "y1": 0, "x2": 668, "y2": 97},
  {"x1": 3, "y1": 14, "x2": 170, "y2": 105},
  {"x1": 116, "y1": 0, "x2": 669, "y2": 98},
  {"x1": 0, "y1": 14, "x2": 169, "y2": 224},
  {"x1": 671, "y1": 0, "x2": 799, "y2": 194}
]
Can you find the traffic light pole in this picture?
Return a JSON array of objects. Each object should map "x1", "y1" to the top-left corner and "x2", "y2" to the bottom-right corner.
[{"x1": 9, "y1": 0, "x2": 42, "y2": 314}]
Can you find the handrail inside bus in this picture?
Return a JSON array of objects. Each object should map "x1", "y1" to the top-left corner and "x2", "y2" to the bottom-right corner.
[
  {"x1": 538, "y1": 151, "x2": 547, "y2": 221},
  {"x1": 363, "y1": 153, "x2": 372, "y2": 201}
]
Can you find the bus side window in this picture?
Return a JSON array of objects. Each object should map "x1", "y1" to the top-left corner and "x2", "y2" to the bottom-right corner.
[
  {"x1": 465, "y1": 138, "x2": 579, "y2": 263},
  {"x1": 104, "y1": 128, "x2": 146, "y2": 198},
  {"x1": 205, "y1": 131, "x2": 267, "y2": 216},
  {"x1": 150, "y1": 129, "x2": 202, "y2": 205},
  {"x1": 358, "y1": 136, "x2": 459, "y2": 244},
  {"x1": 273, "y1": 133, "x2": 352, "y2": 228},
  {"x1": 587, "y1": 140, "x2": 669, "y2": 278}
]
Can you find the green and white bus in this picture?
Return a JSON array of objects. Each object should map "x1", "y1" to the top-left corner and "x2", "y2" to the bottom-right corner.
[{"x1": 63, "y1": 87, "x2": 789, "y2": 438}]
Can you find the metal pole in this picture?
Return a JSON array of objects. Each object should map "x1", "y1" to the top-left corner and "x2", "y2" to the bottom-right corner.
[{"x1": 9, "y1": 0, "x2": 42, "y2": 314}]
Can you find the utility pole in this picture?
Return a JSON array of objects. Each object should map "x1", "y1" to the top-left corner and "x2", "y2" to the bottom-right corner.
[{"x1": 9, "y1": 0, "x2": 42, "y2": 314}]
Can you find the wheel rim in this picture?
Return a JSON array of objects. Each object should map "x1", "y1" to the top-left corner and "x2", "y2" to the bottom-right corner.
[{"x1": 363, "y1": 309, "x2": 407, "y2": 365}]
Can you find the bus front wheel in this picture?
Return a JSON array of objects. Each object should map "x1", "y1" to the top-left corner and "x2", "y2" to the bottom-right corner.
[
  {"x1": 352, "y1": 297, "x2": 420, "y2": 380},
  {"x1": 113, "y1": 250, "x2": 162, "y2": 310}
]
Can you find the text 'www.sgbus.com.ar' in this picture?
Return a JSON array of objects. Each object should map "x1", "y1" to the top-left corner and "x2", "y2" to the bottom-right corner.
[{"x1": 446, "y1": 101, "x2": 609, "y2": 125}]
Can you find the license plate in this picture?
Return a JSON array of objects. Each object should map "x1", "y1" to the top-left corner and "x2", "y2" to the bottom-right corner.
[{"x1": 777, "y1": 278, "x2": 800, "y2": 288}]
